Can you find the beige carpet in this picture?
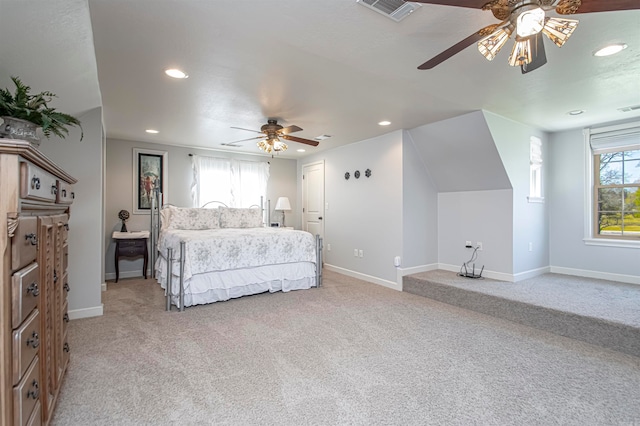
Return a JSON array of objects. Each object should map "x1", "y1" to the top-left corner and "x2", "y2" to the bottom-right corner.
[{"x1": 52, "y1": 270, "x2": 640, "y2": 425}]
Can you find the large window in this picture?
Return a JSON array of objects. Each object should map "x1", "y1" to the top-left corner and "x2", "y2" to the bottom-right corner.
[
  {"x1": 191, "y1": 155, "x2": 269, "y2": 208},
  {"x1": 590, "y1": 124, "x2": 640, "y2": 240}
]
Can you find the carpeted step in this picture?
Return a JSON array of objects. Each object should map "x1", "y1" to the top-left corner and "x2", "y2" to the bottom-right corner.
[{"x1": 403, "y1": 270, "x2": 640, "y2": 358}]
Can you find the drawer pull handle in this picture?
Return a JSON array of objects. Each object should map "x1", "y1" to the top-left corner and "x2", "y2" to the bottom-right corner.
[
  {"x1": 25, "y1": 233, "x2": 38, "y2": 245},
  {"x1": 64, "y1": 223, "x2": 69, "y2": 230},
  {"x1": 53, "y1": 270, "x2": 58, "y2": 284},
  {"x1": 71, "y1": 192, "x2": 75, "y2": 199},
  {"x1": 64, "y1": 282, "x2": 71, "y2": 292},
  {"x1": 51, "y1": 184, "x2": 58, "y2": 195},
  {"x1": 27, "y1": 380, "x2": 39, "y2": 400},
  {"x1": 63, "y1": 313, "x2": 70, "y2": 323},
  {"x1": 26, "y1": 282, "x2": 39, "y2": 297},
  {"x1": 62, "y1": 189, "x2": 67, "y2": 197},
  {"x1": 63, "y1": 342, "x2": 70, "y2": 353},
  {"x1": 26, "y1": 331, "x2": 40, "y2": 349},
  {"x1": 31, "y1": 176, "x2": 40, "y2": 190}
]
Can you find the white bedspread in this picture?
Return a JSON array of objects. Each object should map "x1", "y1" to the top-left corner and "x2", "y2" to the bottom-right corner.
[{"x1": 157, "y1": 227, "x2": 317, "y2": 283}]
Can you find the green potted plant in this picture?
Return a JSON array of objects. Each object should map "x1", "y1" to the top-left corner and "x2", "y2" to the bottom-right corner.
[{"x1": 0, "y1": 76, "x2": 83, "y2": 146}]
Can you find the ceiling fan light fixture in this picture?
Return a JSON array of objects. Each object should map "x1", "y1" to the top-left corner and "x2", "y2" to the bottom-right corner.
[
  {"x1": 478, "y1": 27, "x2": 512, "y2": 61},
  {"x1": 515, "y1": 7, "x2": 545, "y2": 38},
  {"x1": 257, "y1": 138, "x2": 288, "y2": 154},
  {"x1": 542, "y1": 17, "x2": 578, "y2": 47},
  {"x1": 508, "y1": 36, "x2": 533, "y2": 67}
]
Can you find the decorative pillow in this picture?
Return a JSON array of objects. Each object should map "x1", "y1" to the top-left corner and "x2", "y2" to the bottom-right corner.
[
  {"x1": 219, "y1": 207, "x2": 263, "y2": 228},
  {"x1": 160, "y1": 205, "x2": 176, "y2": 231},
  {"x1": 167, "y1": 207, "x2": 220, "y2": 230}
]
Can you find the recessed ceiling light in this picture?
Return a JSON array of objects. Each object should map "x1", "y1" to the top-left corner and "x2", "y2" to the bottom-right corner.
[
  {"x1": 164, "y1": 68, "x2": 188, "y2": 79},
  {"x1": 297, "y1": 149, "x2": 306, "y2": 152},
  {"x1": 145, "y1": 129, "x2": 159, "y2": 134},
  {"x1": 593, "y1": 43, "x2": 627, "y2": 57},
  {"x1": 378, "y1": 120, "x2": 391, "y2": 126},
  {"x1": 568, "y1": 110, "x2": 585, "y2": 116}
]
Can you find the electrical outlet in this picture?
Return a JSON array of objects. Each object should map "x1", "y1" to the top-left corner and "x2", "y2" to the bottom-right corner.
[
  {"x1": 354, "y1": 249, "x2": 358, "y2": 257},
  {"x1": 327, "y1": 243, "x2": 331, "y2": 251},
  {"x1": 465, "y1": 240, "x2": 472, "y2": 248},
  {"x1": 528, "y1": 242, "x2": 533, "y2": 252},
  {"x1": 477, "y1": 242, "x2": 483, "y2": 251},
  {"x1": 359, "y1": 249, "x2": 363, "y2": 258}
]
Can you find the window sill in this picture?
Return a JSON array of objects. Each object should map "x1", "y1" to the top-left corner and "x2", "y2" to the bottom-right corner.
[
  {"x1": 527, "y1": 196, "x2": 545, "y2": 203},
  {"x1": 583, "y1": 238, "x2": 640, "y2": 249}
]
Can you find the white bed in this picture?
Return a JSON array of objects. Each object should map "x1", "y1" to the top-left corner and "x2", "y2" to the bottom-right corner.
[{"x1": 153, "y1": 204, "x2": 322, "y2": 310}]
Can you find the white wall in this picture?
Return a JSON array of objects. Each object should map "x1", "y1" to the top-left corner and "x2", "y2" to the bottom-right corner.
[
  {"x1": 105, "y1": 138, "x2": 298, "y2": 278},
  {"x1": 38, "y1": 107, "x2": 104, "y2": 318},
  {"x1": 438, "y1": 190, "x2": 514, "y2": 277},
  {"x1": 402, "y1": 131, "x2": 438, "y2": 269},
  {"x1": 299, "y1": 131, "x2": 403, "y2": 285},
  {"x1": 484, "y1": 112, "x2": 550, "y2": 277},
  {"x1": 549, "y1": 128, "x2": 640, "y2": 282}
]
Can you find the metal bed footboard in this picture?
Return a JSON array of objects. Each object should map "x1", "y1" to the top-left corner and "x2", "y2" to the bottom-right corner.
[{"x1": 165, "y1": 234, "x2": 323, "y2": 312}]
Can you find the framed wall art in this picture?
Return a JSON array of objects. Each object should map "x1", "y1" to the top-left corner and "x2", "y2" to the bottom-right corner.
[{"x1": 133, "y1": 148, "x2": 168, "y2": 214}]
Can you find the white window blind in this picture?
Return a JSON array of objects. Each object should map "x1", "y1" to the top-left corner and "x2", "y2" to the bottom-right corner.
[{"x1": 590, "y1": 124, "x2": 640, "y2": 154}]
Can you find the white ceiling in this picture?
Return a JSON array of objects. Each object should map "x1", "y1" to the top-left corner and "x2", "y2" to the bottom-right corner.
[{"x1": 2, "y1": 1, "x2": 639, "y2": 158}]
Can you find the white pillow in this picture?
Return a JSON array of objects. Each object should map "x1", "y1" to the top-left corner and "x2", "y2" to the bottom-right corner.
[
  {"x1": 167, "y1": 207, "x2": 220, "y2": 230},
  {"x1": 218, "y1": 207, "x2": 262, "y2": 228}
]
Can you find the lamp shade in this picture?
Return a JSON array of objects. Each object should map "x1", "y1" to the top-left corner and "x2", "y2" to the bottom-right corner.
[{"x1": 275, "y1": 197, "x2": 291, "y2": 211}]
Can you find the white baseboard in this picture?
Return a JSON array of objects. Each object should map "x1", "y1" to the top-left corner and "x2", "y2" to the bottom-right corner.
[
  {"x1": 550, "y1": 266, "x2": 640, "y2": 285},
  {"x1": 324, "y1": 264, "x2": 400, "y2": 291},
  {"x1": 396, "y1": 264, "x2": 439, "y2": 289},
  {"x1": 513, "y1": 266, "x2": 550, "y2": 282},
  {"x1": 104, "y1": 269, "x2": 151, "y2": 281},
  {"x1": 69, "y1": 304, "x2": 103, "y2": 320}
]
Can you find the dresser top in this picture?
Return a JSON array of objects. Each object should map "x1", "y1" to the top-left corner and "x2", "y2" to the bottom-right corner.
[{"x1": 0, "y1": 138, "x2": 77, "y2": 184}]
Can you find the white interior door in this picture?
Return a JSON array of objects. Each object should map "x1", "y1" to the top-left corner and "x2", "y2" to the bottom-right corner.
[{"x1": 302, "y1": 161, "x2": 324, "y2": 240}]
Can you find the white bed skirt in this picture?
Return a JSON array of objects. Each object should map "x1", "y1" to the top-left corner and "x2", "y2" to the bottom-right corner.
[{"x1": 155, "y1": 255, "x2": 316, "y2": 308}]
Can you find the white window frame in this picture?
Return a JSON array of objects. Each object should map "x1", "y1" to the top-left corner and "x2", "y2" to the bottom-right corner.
[{"x1": 583, "y1": 121, "x2": 640, "y2": 248}]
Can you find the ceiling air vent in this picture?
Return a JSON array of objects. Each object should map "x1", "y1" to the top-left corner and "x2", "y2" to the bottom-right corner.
[
  {"x1": 618, "y1": 105, "x2": 640, "y2": 113},
  {"x1": 357, "y1": 0, "x2": 421, "y2": 22}
]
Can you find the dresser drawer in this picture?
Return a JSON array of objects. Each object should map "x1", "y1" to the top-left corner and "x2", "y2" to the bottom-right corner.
[
  {"x1": 12, "y1": 309, "x2": 40, "y2": 386},
  {"x1": 12, "y1": 263, "x2": 40, "y2": 329},
  {"x1": 20, "y1": 162, "x2": 58, "y2": 202},
  {"x1": 13, "y1": 356, "x2": 40, "y2": 426},
  {"x1": 55, "y1": 180, "x2": 75, "y2": 204},
  {"x1": 11, "y1": 216, "x2": 38, "y2": 272}
]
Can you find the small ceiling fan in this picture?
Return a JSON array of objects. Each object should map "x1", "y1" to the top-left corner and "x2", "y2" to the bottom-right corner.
[
  {"x1": 412, "y1": 0, "x2": 639, "y2": 73},
  {"x1": 222, "y1": 119, "x2": 319, "y2": 154}
]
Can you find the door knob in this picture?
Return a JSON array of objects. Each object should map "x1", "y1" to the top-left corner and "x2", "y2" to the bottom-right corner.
[{"x1": 318, "y1": 217, "x2": 323, "y2": 220}]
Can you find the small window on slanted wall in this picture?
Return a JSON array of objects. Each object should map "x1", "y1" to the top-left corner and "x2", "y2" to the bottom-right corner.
[
  {"x1": 528, "y1": 136, "x2": 544, "y2": 203},
  {"x1": 590, "y1": 123, "x2": 640, "y2": 240}
]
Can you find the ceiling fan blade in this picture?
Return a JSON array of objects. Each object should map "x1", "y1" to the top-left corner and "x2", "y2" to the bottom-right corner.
[
  {"x1": 280, "y1": 125, "x2": 303, "y2": 134},
  {"x1": 521, "y1": 33, "x2": 547, "y2": 74},
  {"x1": 281, "y1": 135, "x2": 319, "y2": 147},
  {"x1": 418, "y1": 30, "x2": 488, "y2": 69},
  {"x1": 564, "y1": 0, "x2": 640, "y2": 14},
  {"x1": 410, "y1": 0, "x2": 487, "y2": 8},
  {"x1": 221, "y1": 136, "x2": 265, "y2": 146},
  {"x1": 230, "y1": 126, "x2": 264, "y2": 134}
]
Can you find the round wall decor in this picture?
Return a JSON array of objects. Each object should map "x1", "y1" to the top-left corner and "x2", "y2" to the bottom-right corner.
[
  {"x1": 344, "y1": 172, "x2": 350, "y2": 180},
  {"x1": 365, "y1": 169, "x2": 371, "y2": 178},
  {"x1": 354, "y1": 170, "x2": 360, "y2": 179}
]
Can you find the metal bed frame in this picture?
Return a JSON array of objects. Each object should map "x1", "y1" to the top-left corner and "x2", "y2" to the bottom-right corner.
[{"x1": 150, "y1": 189, "x2": 323, "y2": 312}]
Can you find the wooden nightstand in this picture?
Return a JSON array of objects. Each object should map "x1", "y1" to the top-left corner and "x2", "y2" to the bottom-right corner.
[{"x1": 113, "y1": 231, "x2": 149, "y2": 282}]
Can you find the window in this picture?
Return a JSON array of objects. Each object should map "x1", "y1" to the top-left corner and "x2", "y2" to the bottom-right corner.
[
  {"x1": 528, "y1": 136, "x2": 544, "y2": 202},
  {"x1": 590, "y1": 123, "x2": 640, "y2": 240},
  {"x1": 191, "y1": 155, "x2": 269, "y2": 208}
]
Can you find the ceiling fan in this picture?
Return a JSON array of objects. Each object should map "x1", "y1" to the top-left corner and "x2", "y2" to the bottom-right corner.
[
  {"x1": 412, "y1": 0, "x2": 640, "y2": 73},
  {"x1": 222, "y1": 119, "x2": 319, "y2": 154}
]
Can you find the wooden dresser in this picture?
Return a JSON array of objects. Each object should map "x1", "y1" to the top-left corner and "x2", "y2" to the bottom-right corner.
[{"x1": 1, "y1": 139, "x2": 76, "y2": 426}]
